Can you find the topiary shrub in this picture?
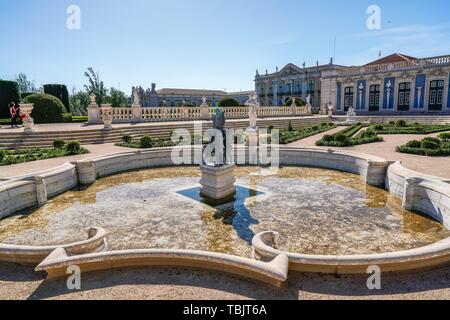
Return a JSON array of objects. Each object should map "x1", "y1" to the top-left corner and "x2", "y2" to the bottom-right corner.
[
  {"x1": 122, "y1": 135, "x2": 132, "y2": 144},
  {"x1": 43, "y1": 84, "x2": 70, "y2": 113},
  {"x1": 66, "y1": 141, "x2": 81, "y2": 154},
  {"x1": 421, "y1": 140, "x2": 440, "y2": 150},
  {"x1": 421, "y1": 137, "x2": 441, "y2": 145},
  {"x1": 322, "y1": 135, "x2": 334, "y2": 142},
  {"x1": 396, "y1": 120, "x2": 407, "y2": 127},
  {"x1": 361, "y1": 130, "x2": 376, "y2": 138},
  {"x1": 0, "y1": 80, "x2": 20, "y2": 118},
  {"x1": 312, "y1": 126, "x2": 319, "y2": 131},
  {"x1": 389, "y1": 121, "x2": 395, "y2": 125},
  {"x1": 140, "y1": 136, "x2": 154, "y2": 148},
  {"x1": 268, "y1": 125, "x2": 274, "y2": 133},
  {"x1": 218, "y1": 98, "x2": 239, "y2": 107},
  {"x1": 373, "y1": 124, "x2": 384, "y2": 131},
  {"x1": 438, "y1": 132, "x2": 450, "y2": 142},
  {"x1": 53, "y1": 140, "x2": 66, "y2": 149},
  {"x1": 62, "y1": 113, "x2": 72, "y2": 123},
  {"x1": 405, "y1": 140, "x2": 421, "y2": 148},
  {"x1": 0, "y1": 149, "x2": 5, "y2": 161},
  {"x1": 24, "y1": 93, "x2": 67, "y2": 123},
  {"x1": 334, "y1": 133, "x2": 349, "y2": 143}
]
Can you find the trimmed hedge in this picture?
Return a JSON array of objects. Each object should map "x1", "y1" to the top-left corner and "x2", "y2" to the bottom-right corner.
[
  {"x1": 397, "y1": 135, "x2": 450, "y2": 157},
  {"x1": 0, "y1": 145, "x2": 88, "y2": 166},
  {"x1": 316, "y1": 125, "x2": 383, "y2": 147},
  {"x1": 24, "y1": 93, "x2": 67, "y2": 123},
  {"x1": 0, "y1": 80, "x2": 20, "y2": 118},
  {"x1": 371, "y1": 123, "x2": 450, "y2": 135},
  {"x1": 279, "y1": 124, "x2": 337, "y2": 144},
  {"x1": 218, "y1": 98, "x2": 240, "y2": 107},
  {"x1": 43, "y1": 84, "x2": 70, "y2": 113}
]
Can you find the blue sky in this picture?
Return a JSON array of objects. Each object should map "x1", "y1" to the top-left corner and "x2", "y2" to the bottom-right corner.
[{"x1": 1, "y1": 0, "x2": 450, "y2": 94}]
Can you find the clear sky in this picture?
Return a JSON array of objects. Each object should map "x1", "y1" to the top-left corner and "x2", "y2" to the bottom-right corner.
[{"x1": 1, "y1": 0, "x2": 450, "y2": 95}]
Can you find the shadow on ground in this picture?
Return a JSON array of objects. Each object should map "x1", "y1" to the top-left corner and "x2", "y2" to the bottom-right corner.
[{"x1": 0, "y1": 263, "x2": 449, "y2": 300}]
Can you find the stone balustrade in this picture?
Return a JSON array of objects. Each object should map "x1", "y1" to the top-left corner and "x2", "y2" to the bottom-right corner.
[{"x1": 88, "y1": 105, "x2": 312, "y2": 125}]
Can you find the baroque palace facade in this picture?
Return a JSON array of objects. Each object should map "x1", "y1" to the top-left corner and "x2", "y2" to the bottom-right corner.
[
  {"x1": 132, "y1": 83, "x2": 253, "y2": 108},
  {"x1": 255, "y1": 53, "x2": 450, "y2": 114}
]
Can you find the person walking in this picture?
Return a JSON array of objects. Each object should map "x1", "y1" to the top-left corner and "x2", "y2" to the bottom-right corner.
[
  {"x1": 14, "y1": 104, "x2": 22, "y2": 126},
  {"x1": 9, "y1": 102, "x2": 17, "y2": 128}
]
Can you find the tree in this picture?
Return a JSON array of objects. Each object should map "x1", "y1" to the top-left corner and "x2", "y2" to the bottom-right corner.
[
  {"x1": 0, "y1": 81, "x2": 20, "y2": 118},
  {"x1": 43, "y1": 84, "x2": 70, "y2": 113},
  {"x1": 83, "y1": 67, "x2": 107, "y2": 104},
  {"x1": 107, "y1": 87, "x2": 129, "y2": 107},
  {"x1": 218, "y1": 97, "x2": 240, "y2": 107},
  {"x1": 15, "y1": 73, "x2": 37, "y2": 93},
  {"x1": 69, "y1": 88, "x2": 90, "y2": 116}
]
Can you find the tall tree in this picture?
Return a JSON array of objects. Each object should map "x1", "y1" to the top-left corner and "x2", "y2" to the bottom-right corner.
[
  {"x1": 83, "y1": 67, "x2": 107, "y2": 104},
  {"x1": 107, "y1": 87, "x2": 129, "y2": 107},
  {"x1": 15, "y1": 73, "x2": 37, "y2": 93},
  {"x1": 69, "y1": 87, "x2": 90, "y2": 116}
]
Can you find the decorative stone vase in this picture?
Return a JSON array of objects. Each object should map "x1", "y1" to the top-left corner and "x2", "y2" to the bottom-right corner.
[
  {"x1": 100, "y1": 104, "x2": 113, "y2": 130},
  {"x1": 20, "y1": 103, "x2": 34, "y2": 134}
]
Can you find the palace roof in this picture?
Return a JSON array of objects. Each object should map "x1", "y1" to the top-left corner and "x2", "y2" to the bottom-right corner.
[{"x1": 364, "y1": 53, "x2": 417, "y2": 66}]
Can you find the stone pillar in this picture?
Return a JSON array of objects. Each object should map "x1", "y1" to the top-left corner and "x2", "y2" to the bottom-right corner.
[
  {"x1": 402, "y1": 177, "x2": 421, "y2": 211},
  {"x1": 364, "y1": 160, "x2": 389, "y2": 187},
  {"x1": 76, "y1": 161, "x2": 97, "y2": 185},
  {"x1": 34, "y1": 176, "x2": 47, "y2": 206},
  {"x1": 20, "y1": 103, "x2": 34, "y2": 134},
  {"x1": 131, "y1": 103, "x2": 142, "y2": 123},
  {"x1": 100, "y1": 104, "x2": 113, "y2": 130},
  {"x1": 87, "y1": 94, "x2": 101, "y2": 125},
  {"x1": 200, "y1": 97, "x2": 210, "y2": 120}
]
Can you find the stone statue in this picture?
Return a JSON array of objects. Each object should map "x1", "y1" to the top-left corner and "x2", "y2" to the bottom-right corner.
[
  {"x1": 212, "y1": 108, "x2": 225, "y2": 131},
  {"x1": 202, "y1": 96, "x2": 207, "y2": 105},
  {"x1": 306, "y1": 94, "x2": 311, "y2": 106},
  {"x1": 245, "y1": 93, "x2": 259, "y2": 129},
  {"x1": 133, "y1": 88, "x2": 141, "y2": 106}
]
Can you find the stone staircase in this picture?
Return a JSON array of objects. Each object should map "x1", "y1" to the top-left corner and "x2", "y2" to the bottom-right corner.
[{"x1": 0, "y1": 117, "x2": 330, "y2": 149}]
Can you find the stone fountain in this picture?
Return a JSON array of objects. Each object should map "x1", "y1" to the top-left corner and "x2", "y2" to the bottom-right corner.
[{"x1": 199, "y1": 108, "x2": 236, "y2": 201}]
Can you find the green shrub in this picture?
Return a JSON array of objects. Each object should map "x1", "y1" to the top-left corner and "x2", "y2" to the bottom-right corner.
[
  {"x1": 43, "y1": 84, "x2": 70, "y2": 113},
  {"x1": 288, "y1": 121, "x2": 294, "y2": 132},
  {"x1": 421, "y1": 137, "x2": 441, "y2": 144},
  {"x1": 0, "y1": 80, "x2": 20, "y2": 118},
  {"x1": 322, "y1": 135, "x2": 334, "y2": 142},
  {"x1": 321, "y1": 123, "x2": 328, "y2": 127},
  {"x1": 334, "y1": 133, "x2": 349, "y2": 143},
  {"x1": 65, "y1": 141, "x2": 82, "y2": 154},
  {"x1": 312, "y1": 126, "x2": 319, "y2": 131},
  {"x1": 53, "y1": 140, "x2": 66, "y2": 149},
  {"x1": 0, "y1": 150, "x2": 5, "y2": 161},
  {"x1": 361, "y1": 130, "x2": 376, "y2": 138},
  {"x1": 218, "y1": 98, "x2": 239, "y2": 107},
  {"x1": 421, "y1": 140, "x2": 440, "y2": 150},
  {"x1": 140, "y1": 136, "x2": 154, "y2": 148},
  {"x1": 389, "y1": 121, "x2": 395, "y2": 125},
  {"x1": 24, "y1": 93, "x2": 67, "y2": 123},
  {"x1": 405, "y1": 140, "x2": 421, "y2": 148},
  {"x1": 122, "y1": 135, "x2": 132, "y2": 144},
  {"x1": 373, "y1": 124, "x2": 384, "y2": 131},
  {"x1": 438, "y1": 132, "x2": 450, "y2": 142},
  {"x1": 62, "y1": 113, "x2": 72, "y2": 123},
  {"x1": 396, "y1": 120, "x2": 407, "y2": 127}
]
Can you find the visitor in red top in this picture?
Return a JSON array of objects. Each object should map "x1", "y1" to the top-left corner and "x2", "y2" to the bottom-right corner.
[{"x1": 9, "y1": 102, "x2": 18, "y2": 128}]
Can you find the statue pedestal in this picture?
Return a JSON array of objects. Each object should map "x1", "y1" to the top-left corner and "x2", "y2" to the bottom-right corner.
[
  {"x1": 246, "y1": 128, "x2": 259, "y2": 146},
  {"x1": 199, "y1": 164, "x2": 236, "y2": 200}
]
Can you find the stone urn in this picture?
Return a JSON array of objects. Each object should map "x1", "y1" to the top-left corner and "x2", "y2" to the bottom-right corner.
[
  {"x1": 327, "y1": 103, "x2": 335, "y2": 117},
  {"x1": 20, "y1": 103, "x2": 34, "y2": 134},
  {"x1": 100, "y1": 104, "x2": 113, "y2": 130}
]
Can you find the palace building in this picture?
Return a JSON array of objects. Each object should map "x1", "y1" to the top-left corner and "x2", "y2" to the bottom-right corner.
[
  {"x1": 132, "y1": 83, "x2": 254, "y2": 108},
  {"x1": 255, "y1": 53, "x2": 450, "y2": 114}
]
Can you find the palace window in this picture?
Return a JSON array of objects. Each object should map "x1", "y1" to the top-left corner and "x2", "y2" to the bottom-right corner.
[
  {"x1": 369, "y1": 85, "x2": 380, "y2": 112},
  {"x1": 308, "y1": 80, "x2": 314, "y2": 93},
  {"x1": 344, "y1": 87, "x2": 354, "y2": 111},
  {"x1": 398, "y1": 82, "x2": 411, "y2": 111},
  {"x1": 429, "y1": 80, "x2": 444, "y2": 111}
]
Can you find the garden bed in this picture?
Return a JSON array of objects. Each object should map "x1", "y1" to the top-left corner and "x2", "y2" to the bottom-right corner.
[
  {"x1": 279, "y1": 123, "x2": 337, "y2": 144},
  {"x1": 0, "y1": 141, "x2": 88, "y2": 166},
  {"x1": 316, "y1": 123, "x2": 383, "y2": 147},
  {"x1": 397, "y1": 133, "x2": 450, "y2": 157},
  {"x1": 370, "y1": 121, "x2": 450, "y2": 135}
]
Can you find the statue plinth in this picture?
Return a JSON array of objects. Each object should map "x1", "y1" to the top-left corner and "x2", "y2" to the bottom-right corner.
[
  {"x1": 199, "y1": 164, "x2": 236, "y2": 200},
  {"x1": 246, "y1": 127, "x2": 259, "y2": 146}
]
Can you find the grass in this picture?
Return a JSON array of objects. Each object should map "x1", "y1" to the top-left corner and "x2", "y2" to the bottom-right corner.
[
  {"x1": 279, "y1": 123, "x2": 337, "y2": 144},
  {"x1": 0, "y1": 144, "x2": 89, "y2": 166},
  {"x1": 316, "y1": 123, "x2": 383, "y2": 147},
  {"x1": 0, "y1": 115, "x2": 88, "y2": 125}
]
